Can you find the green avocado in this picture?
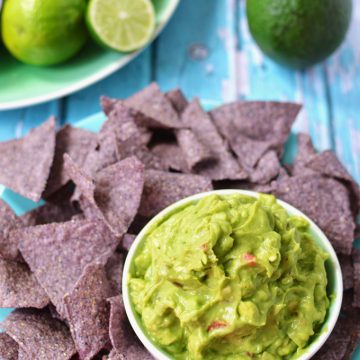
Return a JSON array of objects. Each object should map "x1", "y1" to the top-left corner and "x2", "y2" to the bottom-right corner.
[
  {"x1": 129, "y1": 194, "x2": 329, "y2": 360},
  {"x1": 246, "y1": 0, "x2": 352, "y2": 69}
]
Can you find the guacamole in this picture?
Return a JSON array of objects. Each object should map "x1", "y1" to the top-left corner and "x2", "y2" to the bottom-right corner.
[{"x1": 129, "y1": 194, "x2": 329, "y2": 360}]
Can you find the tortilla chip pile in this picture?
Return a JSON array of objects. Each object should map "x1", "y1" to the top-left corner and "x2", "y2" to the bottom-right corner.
[{"x1": 0, "y1": 83, "x2": 359, "y2": 359}]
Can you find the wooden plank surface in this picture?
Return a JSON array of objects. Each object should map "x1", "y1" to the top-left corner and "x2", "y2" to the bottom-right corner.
[
  {"x1": 154, "y1": 0, "x2": 236, "y2": 103},
  {"x1": 325, "y1": 3, "x2": 360, "y2": 183}
]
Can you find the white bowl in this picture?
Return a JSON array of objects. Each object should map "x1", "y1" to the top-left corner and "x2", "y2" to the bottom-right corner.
[{"x1": 123, "y1": 189, "x2": 343, "y2": 360}]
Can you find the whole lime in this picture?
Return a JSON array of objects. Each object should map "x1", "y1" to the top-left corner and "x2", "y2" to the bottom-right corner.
[
  {"x1": 1, "y1": 0, "x2": 88, "y2": 66},
  {"x1": 246, "y1": 0, "x2": 352, "y2": 69}
]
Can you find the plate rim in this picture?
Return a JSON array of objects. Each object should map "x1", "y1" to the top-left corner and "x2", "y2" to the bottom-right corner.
[{"x1": 0, "y1": 0, "x2": 180, "y2": 111}]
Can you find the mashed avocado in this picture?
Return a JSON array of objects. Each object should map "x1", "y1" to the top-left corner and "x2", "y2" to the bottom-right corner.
[{"x1": 129, "y1": 194, "x2": 329, "y2": 360}]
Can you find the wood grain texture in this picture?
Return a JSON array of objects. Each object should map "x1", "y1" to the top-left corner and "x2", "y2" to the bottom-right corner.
[
  {"x1": 324, "y1": 2, "x2": 360, "y2": 183},
  {"x1": 154, "y1": 0, "x2": 237, "y2": 103}
]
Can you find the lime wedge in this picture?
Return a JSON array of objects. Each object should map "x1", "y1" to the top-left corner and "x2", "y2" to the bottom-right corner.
[{"x1": 87, "y1": 0, "x2": 156, "y2": 52}]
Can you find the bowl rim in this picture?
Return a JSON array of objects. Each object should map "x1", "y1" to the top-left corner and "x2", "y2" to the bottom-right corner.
[{"x1": 122, "y1": 189, "x2": 343, "y2": 360}]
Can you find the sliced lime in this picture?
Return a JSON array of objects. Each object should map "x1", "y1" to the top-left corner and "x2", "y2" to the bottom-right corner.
[{"x1": 87, "y1": 0, "x2": 156, "y2": 52}]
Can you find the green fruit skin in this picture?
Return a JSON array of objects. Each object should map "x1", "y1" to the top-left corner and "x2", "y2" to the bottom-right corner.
[
  {"x1": 246, "y1": 0, "x2": 352, "y2": 69},
  {"x1": 1, "y1": 0, "x2": 88, "y2": 66}
]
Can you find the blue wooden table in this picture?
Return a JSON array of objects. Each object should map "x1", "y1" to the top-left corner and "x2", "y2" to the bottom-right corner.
[{"x1": 0, "y1": 0, "x2": 359, "y2": 185}]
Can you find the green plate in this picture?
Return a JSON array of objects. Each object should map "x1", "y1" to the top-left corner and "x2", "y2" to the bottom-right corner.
[{"x1": 0, "y1": 0, "x2": 179, "y2": 111}]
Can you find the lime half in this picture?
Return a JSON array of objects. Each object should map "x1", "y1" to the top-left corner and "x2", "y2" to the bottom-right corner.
[{"x1": 87, "y1": 0, "x2": 156, "y2": 52}]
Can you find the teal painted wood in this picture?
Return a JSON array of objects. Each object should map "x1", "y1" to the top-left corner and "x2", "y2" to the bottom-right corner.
[
  {"x1": 324, "y1": 2, "x2": 360, "y2": 183},
  {"x1": 154, "y1": 0, "x2": 237, "y2": 103}
]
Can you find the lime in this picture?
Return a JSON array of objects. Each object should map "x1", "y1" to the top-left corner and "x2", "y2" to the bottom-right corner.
[
  {"x1": 87, "y1": 0, "x2": 156, "y2": 52},
  {"x1": 1, "y1": 0, "x2": 87, "y2": 66},
  {"x1": 246, "y1": 0, "x2": 352, "y2": 69}
]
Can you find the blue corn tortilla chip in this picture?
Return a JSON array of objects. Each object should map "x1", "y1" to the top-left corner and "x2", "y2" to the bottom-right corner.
[
  {"x1": 210, "y1": 101, "x2": 301, "y2": 155},
  {"x1": 81, "y1": 104, "x2": 162, "y2": 180},
  {"x1": 353, "y1": 249, "x2": 360, "y2": 308},
  {"x1": 121, "y1": 233, "x2": 136, "y2": 252},
  {"x1": 166, "y1": 88, "x2": 188, "y2": 114},
  {"x1": 293, "y1": 134, "x2": 360, "y2": 216},
  {"x1": 211, "y1": 101, "x2": 300, "y2": 172},
  {"x1": 101, "y1": 84, "x2": 183, "y2": 130},
  {"x1": 272, "y1": 175, "x2": 355, "y2": 255},
  {"x1": 307, "y1": 150, "x2": 355, "y2": 182},
  {"x1": 44, "y1": 125, "x2": 97, "y2": 197},
  {"x1": 64, "y1": 263, "x2": 113, "y2": 360},
  {"x1": 100, "y1": 99, "x2": 153, "y2": 144},
  {"x1": 21, "y1": 200, "x2": 80, "y2": 226},
  {"x1": 65, "y1": 155, "x2": 145, "y2": 237},
  {"x1": 249, "y1": 150, "x2": 280, "y2": 185},
  {"x1": 125, "y1": 83, "x2": 183, "y2": 129},
  {"x1": 292, "y1": 133, "x2": 317, "y2": 176},
  {"x1": 227, "y1": 134, "x2": 273, "y2": 170},
  {"x1": 176, "y1": 129, "x2": 215, "y2": 171},
  {"x1": 0, "y1": 333, "x2": 19, "y2": 360},
  {"x1": 105, "y1": 251, "x2": 124, "y2": 294},
  {"x1": 107, "y1": 296, "x2": 154, "y2": 359},
  {"x1": 92, "y1": 157, "x2": 145, "y2": 236},
  {"x1": 139, "y1": 170, "x2": 213, "y2": 217},
  {"x1": 313, "y1": 290, "x2": 360, "y2": 359},
  {"x1": 338, "y1": 254, "x2": 354, "y2": 291},
  {"x1": 100, "y1": 96, "x2": 118, "y2": 115},
  {"x1": 1, "y1": 308, "x2": 76, "y2": 360},
  {"x1": 105, "y1": 348, "x2": 154, "y2": 360},
  {"x1": 14, "y1": 219, "x2": 119, "y2": 317},
  {"x1": 0, "y1": 258, "x2": 49, "y2": 308},
  {"x1": 305, "y1": 150, "x2": 360, "y2": 215},
  {"x1": 0, "y1": 117, "x2": 56, "y2": 201},
  {"x1": 106, "y1": 104, "x2": 163, "y2": 170},
  {"x1": 151, "y1": 142, "x2": 188, "y2": 172},
  {"x1": 181, "y1": 100, "x2": 247, "y2": 180},
  {"x1": 0, "y1": 199, "x2": 23, "y2": 260},
  {"x1": 107, "y1": 296, "x2": 127, "y2": 353}
]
